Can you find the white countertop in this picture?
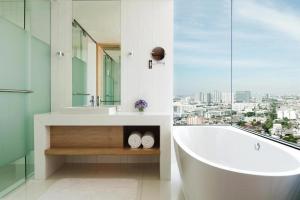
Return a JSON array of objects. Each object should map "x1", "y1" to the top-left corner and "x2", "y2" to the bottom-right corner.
[{"x1": 34, "y1": 112, "x2": 172, "y2": 126}]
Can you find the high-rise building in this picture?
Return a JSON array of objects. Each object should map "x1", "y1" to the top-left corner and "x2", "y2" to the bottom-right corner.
[
  {"x1": 207, "y1": 93, "x2": 212, "y2": 105},
  {"x1": 195, "y1": 92, "x2": 206, "y2": 103},
  {"x1": 212, "y1": 90, "x2": 222, "y2": 103},
  {"x1": 221, "y1": 92, "x2": 232, "y2": 104},
  {"x1": 235, "y1": 91, "x2": 251, "y2": 103},
  {"x1": 199, "y1": 92, "x2": 206, "y2": 103},
  {"x1": 194, "y1": 93, "x2": 200, "y2": 102}
]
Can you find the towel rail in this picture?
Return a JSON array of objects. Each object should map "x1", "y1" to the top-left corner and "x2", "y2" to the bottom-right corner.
[
  {"x1": 0, "y1": 89, "x2": 33, "y2": 93},
  {"x1": 72, "y1": 93, "x2": 90, "y2": 96}
]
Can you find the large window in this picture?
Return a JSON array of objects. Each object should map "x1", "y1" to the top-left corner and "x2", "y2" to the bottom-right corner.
[
  {"x1": 174, "y1": 0, "x2": 231, "y2": 125},
  {"x1": 174, "y1": 0, "x2": 300, "y2": 147}
]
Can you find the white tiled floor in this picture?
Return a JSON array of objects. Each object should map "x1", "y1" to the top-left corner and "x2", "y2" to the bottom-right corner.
[{"x1": 2, "y1": 162, "x2": 185, "y2": 200}]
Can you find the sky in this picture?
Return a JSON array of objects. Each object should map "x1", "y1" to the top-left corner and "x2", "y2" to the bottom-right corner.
[{"x1": 174, "y1": 0, "x2": 300, "y2": 96}]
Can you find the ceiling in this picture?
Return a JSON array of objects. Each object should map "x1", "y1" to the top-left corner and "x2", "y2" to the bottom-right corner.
[{"x1": 73, "y1": 1, "x2": 121, "y2": 44}]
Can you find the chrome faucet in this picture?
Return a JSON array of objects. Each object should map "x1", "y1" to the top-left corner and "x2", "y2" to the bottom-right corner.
[
  {"x1": 89, "y1": 95, "x2": 95, "y2": 107},
  {"x1": 96, "y1": 96, "x2": 101, "y2": 107},
  {"x1": 254, "y1": 142, "x2": 261, "y2": 151}
]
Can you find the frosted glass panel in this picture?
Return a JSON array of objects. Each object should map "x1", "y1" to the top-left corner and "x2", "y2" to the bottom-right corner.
[
  {"x1": 25, "y1": 36, "x2": 51, "y2": 176},
  {"x1": 0, "y1": 16, "x2": 27, "y2": 197},
  {"x1": 25, "y1": 0, "x2": 50, "y2": 44},
  {"x1": 0, "y1": 94, "x2": 26, "y2": 166},
  {"x1": 72, "y1": 57, "x2": 88, "y2": 106},
  {"x1": 112, "y1": 60, "x2": 120, "y2": 103},
  {"x1": 0, "y1": 18, "x2": 27, "y2": 89},
  {"x1": 0, "y1": 0, "x2": 24, "y2": 28},
  {"x1": 104, "y1": 56, "x2": 113, "y2": 103},
  {"x1": 0, "y1": 18, "x2": 27, "y2": 165},
  {"x1": 103, "y1": 55, "x2": 120, "y2": 105}
]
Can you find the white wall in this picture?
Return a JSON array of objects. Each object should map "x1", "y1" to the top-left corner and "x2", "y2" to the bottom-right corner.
[
  {"x1": 121, "y1": 0, "x2": 173, "y2": 113},
  {"x1": 51, "y1": 0, "x2": 72, "y2": 111}
]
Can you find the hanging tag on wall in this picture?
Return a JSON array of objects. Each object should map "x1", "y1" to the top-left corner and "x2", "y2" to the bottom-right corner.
[
  {"x1": 56, "y1": 51, "x2": 65, "y2": 57},
  {"x1": 149, "y1": 60, "x2": 153, "y2": 69}
]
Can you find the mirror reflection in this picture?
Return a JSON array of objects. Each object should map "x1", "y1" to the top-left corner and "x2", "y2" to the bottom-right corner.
[{"x1": 72, "y1": 0, "x2": 121, "y2": 107}]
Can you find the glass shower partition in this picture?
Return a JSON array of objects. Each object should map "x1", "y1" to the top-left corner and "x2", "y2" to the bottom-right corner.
[
  {"x1": 0, "y1": 0, "x2": 51, "y2": 197},
  {"x1": 104, "y1": 55, "x2": 114, "y2": 103},
  {"x1": 0, "y1": 17, "x2": 27, "y2": 197},
  {"x1": 103, "y1": 54, "x2": 121, "y2": 105},
  {"x1": 112, "y1": 57, "x2": 121, "y2": 104},
  {"x1": 72, "y1": 22, "x2": 89, "y2": 106}
]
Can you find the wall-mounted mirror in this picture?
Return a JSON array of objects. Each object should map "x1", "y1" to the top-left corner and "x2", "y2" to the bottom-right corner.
[{"x1": 72, "y1": 0, "x2": 121, "y2": 107}]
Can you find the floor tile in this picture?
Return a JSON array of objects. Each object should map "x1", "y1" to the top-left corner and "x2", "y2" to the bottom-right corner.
[{"x1": 2, "y1": 163, "x2": 184, "y2": 200}]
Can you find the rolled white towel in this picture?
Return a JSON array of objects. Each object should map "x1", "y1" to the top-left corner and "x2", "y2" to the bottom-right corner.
[
  {"x1": 141, "y1": 131, "x2": 155, "y2": 149},
  {"x1": 128, "y1": 131, "x2": 142, "y2": 148}
]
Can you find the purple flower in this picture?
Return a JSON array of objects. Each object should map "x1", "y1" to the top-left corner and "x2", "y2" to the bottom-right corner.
[{"x1": 135, "y1": 99, "x2": 148, "y2": 111}]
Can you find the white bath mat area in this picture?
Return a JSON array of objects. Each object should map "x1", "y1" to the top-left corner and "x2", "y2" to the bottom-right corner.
[{"x1": 38, "y1": 178, "x2": 139, "y2": 200}]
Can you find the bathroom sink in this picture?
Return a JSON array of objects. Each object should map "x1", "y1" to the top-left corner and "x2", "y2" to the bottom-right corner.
[{"x1": 60, "y1": 106, "x2": 117, "y2": 115}]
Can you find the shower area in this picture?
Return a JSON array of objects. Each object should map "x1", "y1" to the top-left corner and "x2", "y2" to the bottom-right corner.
[
  {"x1": 0, "y1": 0, "x2": 51, "y2": 197},
  {"x1": 102, "y1": 53, "x2": 121, "y2": 105}
]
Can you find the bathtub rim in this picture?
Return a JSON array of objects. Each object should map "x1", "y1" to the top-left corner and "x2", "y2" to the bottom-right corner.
[{"x1": 173, "y1": 125, "x2": 300, "y2": 177}]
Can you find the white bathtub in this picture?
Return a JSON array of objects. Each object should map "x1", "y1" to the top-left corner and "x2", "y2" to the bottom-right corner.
[{"x1": 173, "y1": 126, "x2": 300, "y2": 200}]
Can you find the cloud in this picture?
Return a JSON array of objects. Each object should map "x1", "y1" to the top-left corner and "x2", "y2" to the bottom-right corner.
[
  {"x1": 175, "y1": 56, "x2": 230, "y2": 68},
  {"x1": 174, "y1": 41, "x2": 230, "y2": 55},
  {"x1": 233, "y1": 31, "x2": 278, "y2": 41},
  {"x1": 233, "y1": 59, "x2": 277, "y2": 68},
  {"x1": 175, "y1": 28, "x2": 230, "y2": 40},
  {"x1": 175, "y1": 54, "x2": 297, "y2": 70},
  {"x1": 235, "y1": 0, "x2": 300, "y2": 42}
]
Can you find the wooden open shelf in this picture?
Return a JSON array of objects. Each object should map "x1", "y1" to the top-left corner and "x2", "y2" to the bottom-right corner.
[
  {"x1": 45, "y1": 148, "x2": 160, "y2": 156},
  {"x1": 46, "y1": 126, "x2": 160, "y2": 157}
]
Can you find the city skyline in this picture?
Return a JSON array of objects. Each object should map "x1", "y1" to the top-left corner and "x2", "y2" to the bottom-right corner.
[
  {"x1": 174, "y1": 90, "x2": 300, "y2": 99},
  {"x1": 174, "y1": 0, "x2": 300, "y2": 96},
  {"x1": 173, "y1": 89, "x2": 300, "y2": 145}
]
